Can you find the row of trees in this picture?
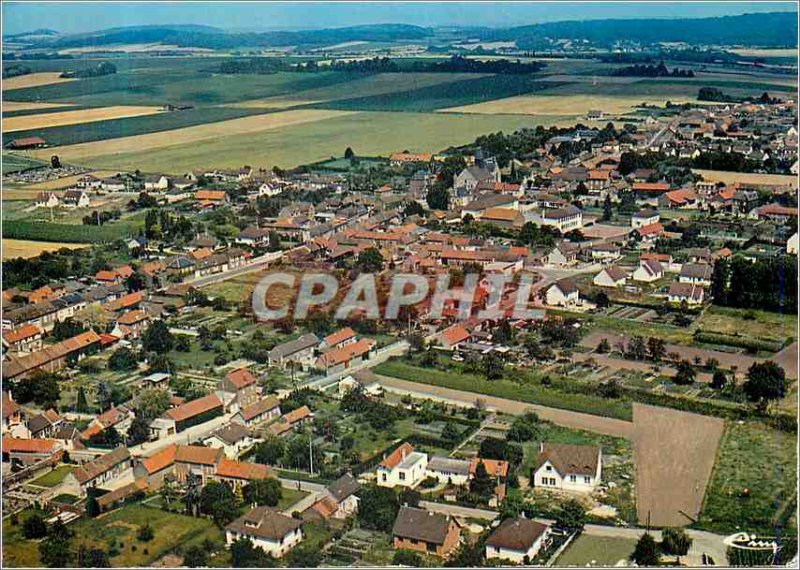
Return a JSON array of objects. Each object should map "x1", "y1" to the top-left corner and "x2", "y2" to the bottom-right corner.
[{"x1": 711, "y1": 255, "x2": 797, "y2": 314}]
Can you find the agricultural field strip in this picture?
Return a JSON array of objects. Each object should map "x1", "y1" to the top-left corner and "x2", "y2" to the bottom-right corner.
[
  {"x1": 29, "y1": 108, "x2": 356, "y2": 162},
  {"x1": 2, "y1": 101, "x2": 74, "y2": 113},
  {"x1": 2, "y1": 239, "x2": 89, "y2": 260},
  {"x1": 633, "y1": 403, "x2": 724, "y2": 527},
  {"x1": 1, "y1": 171, "x2": 119, "y2": 195},
  {"x1": 50, "y1": 112, "x2": 571, "y2": 172},
  {"x1": 691, "y1": 169, "x2": 799, "y2": 187},
  {"x1": 3, "y1": 105, "x2": 165, "y2": 132},
  {"x1": 438, "y1": 93, "x2": 688, "y2": 116},
  {"x1": 1, "y1": 72, "x2": 76, "y2": 91},
  {"x1": 227, "y1": 72, "x2": 489, "y2": 108}
]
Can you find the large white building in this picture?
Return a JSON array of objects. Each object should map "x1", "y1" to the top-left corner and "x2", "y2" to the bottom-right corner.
[{"x1": 532, "y1": 442, "x2": 602, "y2": 493}]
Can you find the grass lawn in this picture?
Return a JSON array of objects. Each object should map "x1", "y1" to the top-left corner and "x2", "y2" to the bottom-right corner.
[
  {"x1": 556, "y1": 535, "x2": 637, "y2": 566},
  {"x1": 695, "y1": 306, "x2": 797, "y2": 346},
  {"x1": 373, "y1": 359, "x2": 633, "y2": 421},
  {"x1": 3, "y1": 508, "x2": 48, "y2": 567},
  {"x1": 698, "y1": 420, "x2": 797, "y2": 535},
  {"x1": 70, "y1": 504, "x2": 224, "y2": 567},
  {"x1": 29, "y1": 465, "x2": 75, "y2": 488},
  {"x1": 277, "y1": 487, "x2": 310, "y2": 511}
]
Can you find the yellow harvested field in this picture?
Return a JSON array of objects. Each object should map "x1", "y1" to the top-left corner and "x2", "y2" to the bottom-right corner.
[
  {"x1": 692, "y1": 169, "x2": 798, "y2": 188},
  {"x1": 3, "y1": 72, "x2": 75, "y2": 91},
  {"x1": 3, "y1": 106, "x2": 164, "y2": 132},
  {"x1": 2, "y1": 239, "x2": 89, "y2": 260},
  {"x1": 31, "y1": 109, "x2": 355, "y2": 162},
  {"x1": 3, "y1": 101, "x2": 71, "y2": 112},
  {"x1": 439, "y1": 94, "x2": 687, "y2": 116},
  {"x1": 729, "y1": 48, "x2": 798, "y2": 58}
]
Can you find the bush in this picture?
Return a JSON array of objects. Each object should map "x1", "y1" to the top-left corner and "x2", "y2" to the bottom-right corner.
[
  {"x1": 393, "y1": 549, "x2": 422, "y2": 566},
  {"x1": 137, "y1": 524, "x2": 154, "y2": 542},
  {"x1": 694, "y1": 331, "x2": 783, "y2": 353},
  {"x1": 22, "y1": 513, "x2": 47, "y2": 539}
]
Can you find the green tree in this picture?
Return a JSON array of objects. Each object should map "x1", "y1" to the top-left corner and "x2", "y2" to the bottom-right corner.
[
  {"x1": 507, "y1": 411, "x2": 540, "y2": 442},
  {"x1": 426, "y1": 185, "x2": 450, "y2": 210},
  {"x1": 200, "y1": 481, "x2": 237, "y2": 526},
  {"x1": 357, "y1": 247, "x2": 384, "y2": 272},
  {"x1": 86, "y1": 493, "x2": 101, "y2": 518},
  {"x1": 554, "y1": 499, "x2": 586, "y2": 533},
  {"x1": 182, "y1": 545, "x2": 208, "y2": 568},
  {"x1": 661, "y1": 527, "x2": 692, "y2": 556},
  {"x1": 597, "y1": 338, "x2": 611, "y2": 354},
  {"x1": 230, "y1": 537, "x2": 277, "y2": 567},
  {"x1": 39, "y1": 521, "x2": 74, "y2": 568},
  {"x1": 441, "y1": 421, "x2": 461, "y2": 445},
  {"x1": 743, "y1": 361, "x2": 787, "y2": 406},
  {"x1": 136, "y1": 389, "x2": 170, "y2": 420},
  {"x1": 141, "y1": 320, "x2": 175, "y2": 354},
  {"x1": 22, "y1": 513, "x2": 48, "y2": 539},
  {"x1": 711, "y1": 370, "x2": 728, "y2": 390},
  {"x1": 12, "y1": 371, "x2": 61, "y2": 410},
  {"x1": 602, "y1": 194, "x2": 613, "y2": 221},
  {"x1": 243, "y1": 478, "x2": 282, "y2": 507},
  {"x1": 76, "y1": 545, "x2": 110, "y2": 568},
  {"x1": 470, "y1": 460, "x2": 494, "y2": 501},
  {"x1": 393, "y1": 549, "x2": 422, "y2": 566},
  {"x1": 137, "y1": 523, "x2": 154, "y2": 542},
  {"x1": 631, "y1": 532, "x2": 660, "y2": 566},
  {"x1": 357, "y1": 485, "x2": 399, "y2": 532},
  {"x1": 673, "y1": 360, "x2": 697, "y2": 385},
  {"x1": 127, "y1": 414, "x2": 152, "y2": 445},
  {"x1": 254, "y1": 437, "x2": 286, "y2": 466},
  {"x1": 647, "y1": 337, "x2": 666, "y2": 362},
  {"x1": 344, "y1": 147, "x2": 355, "y2": 159},
  {"x1": 76, "y1": 386, "x2": 89, "y2": 413},
  {"x1": 626, "y1": 336, "x2": 647, "y2": 360},
  {"x1": 286, "y1": 545, "x2": 322, "y2": 568},
  {"x1": 483, "y1": 352, "x2": 504, "y2": 380}
]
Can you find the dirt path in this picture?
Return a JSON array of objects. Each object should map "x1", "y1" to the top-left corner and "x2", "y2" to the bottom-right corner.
[
  {"x1": 376, "y1": 375, "x2": 634, "y2": 438},
  {"x1": 632, "y1": 403, "x2": 724, "y2": 527}
]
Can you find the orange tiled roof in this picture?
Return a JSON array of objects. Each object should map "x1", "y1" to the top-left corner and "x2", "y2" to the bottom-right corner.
[
  {"x1": 470, "y1": 458, "x2": 509, "y2": 478},
  {"x1": 195, "y1": 190, "x2": 227, "y2": 201},
  {"x1": 3, "y1": 324, "x2": 41, "y2": 344},
  {"x1": 226, "y1": 367, "x2": 258, "y2": 389},
  {"x1": 323, "y1": 327, "x2": 357, "y2": 347},
  {"x1": 117, "y1": 310, "x2": 148, "y2": 325},
  {"x1": 2, "y1": 437, "x2": 59, "y2": 454},
  {"x1": 216, "y1": 458, "x2": 270, "y2": 481},
  {"x1": 317, "y1": 338, "x2": 375, "y2": 368},
  {"x1": 441, "y1": 324, "x2": 470, "y2": 347},
  {"x1": 164, "y1": 393, "x2": 223, "y2": 423},
  {"x1": 139, "y1": 444, "x2": 177, "y2": 474},
  {"x1": 175, "y1": 444, "x2": 223, "y2": 466},
  {"x1": 379, "y1": 442, "x2": 414, "y2": 469}
]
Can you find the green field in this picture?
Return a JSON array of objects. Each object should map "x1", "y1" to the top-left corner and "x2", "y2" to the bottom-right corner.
[
  {"x1": 372, "y1": 359, "x2": 633, "y2": 420},
  {"x1": 28, "y1": 465, "x2": 75, "y2": 488},
  {"x1": 65, "y1": 111, "x2": 569, "y2": 172},
  {"x1": 698, "y1": 421, "x2": 797, "y2": 534},
  {"x1": 3, "y1": 219, "x2": 143, "y2": 243},
  {"x1": 556, "y1": 535, "x2": 638, "y2": 566},
  {"x1": 2, "y1": 153, "x2": 47, "y2": 175},
  {"x1": 2, "y1": 106, "x2": 270, "y2": 147}
]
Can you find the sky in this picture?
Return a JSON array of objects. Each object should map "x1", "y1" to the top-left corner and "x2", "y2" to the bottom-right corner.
[{"x1": 3, "y1": 1, "x2": 797, "y2": 35}]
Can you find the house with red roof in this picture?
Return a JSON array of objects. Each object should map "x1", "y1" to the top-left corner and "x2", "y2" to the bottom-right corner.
[
  {"x1": 376, "y1": 442, "x2": 428, "y2": 488},
  {"x1": 219, "y1": 367, "x2": 260, "y2": 409}
]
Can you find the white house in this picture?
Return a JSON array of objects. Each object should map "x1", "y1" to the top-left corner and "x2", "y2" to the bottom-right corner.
[
  {"x1": 544, "y1": 278, "x2": 579, "y2": 307},
  {"x1": 62, "y1": 190, "x2": 91, "y2": 208},
  {"x1": 337, "y1": 369, "x2": 383, "y2": 397},
  {"x1": 225, "y1": 507, "x2": 303, "y2": 558},
  {"x1": 203, "y1": 423, "x2": 257, "y2": 459},
  {"x1": 36, "y1": 192, "x2": 59, "y2": 208},
  {"x1": 376, "y1": 442, "x2": 428, "y2": 488},
  {"x1": 632, "y1": 259, "x2": 664, "y2": 283},
  {"x1": 532, "y1": 442, "x2": 602, "y2": 493},
  {"x1": 788, "y1": 232, "x2": 798, "y2": 255},
  {"x1": 631, "y1": 209, "x2": 660, "y2": 229},
  {"x1": 668, "y1": 282, "x2": 705, "y2": 306},
  {"x1": 679, "y1": 263, "x2": 713, "y2": 287},
  {"x1": 425, "y1": 456, "x2": 471, "y2": 486},
  {"x1": 144, "y1": 175, "x2": 171, "y2": 192},
  {"x1": 593, "y1": 266, "x2": 627, "y2": 288},
  {"x1": 540, "y1": 205, "x2": 583, "y2": 233},
  {"x1": 485, "y1": 518, "x2": 552, "y2": 564}
]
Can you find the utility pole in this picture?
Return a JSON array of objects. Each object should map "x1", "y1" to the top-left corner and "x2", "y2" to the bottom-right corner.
[{"x1": 308, "y1": 435, "x2": 314, "y2": 476}]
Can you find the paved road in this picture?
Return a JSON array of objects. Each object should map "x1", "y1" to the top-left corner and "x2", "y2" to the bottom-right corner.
[
  {"x1": 128, "y1": 413, "x2": 232, "y2": 457},
  {"x1": 376, "y1": 375, "x2": 634, "y2": 439}
]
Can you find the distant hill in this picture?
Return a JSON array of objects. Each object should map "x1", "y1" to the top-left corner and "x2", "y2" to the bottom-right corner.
[
  {"x1": 41, "y1": 23, "x2": 433, "y2": 50},
  {"x1": 486, "y1": 12, "x2": 798, "y2": 49}
]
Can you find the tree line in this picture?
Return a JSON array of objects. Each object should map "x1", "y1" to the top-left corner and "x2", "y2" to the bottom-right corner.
[
  {"x1": 612, "y1": 61, "x2": 694, "y2": 77},
  {"x1": 711, "y1": 255, "x2": 797, "y2": 314}
]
